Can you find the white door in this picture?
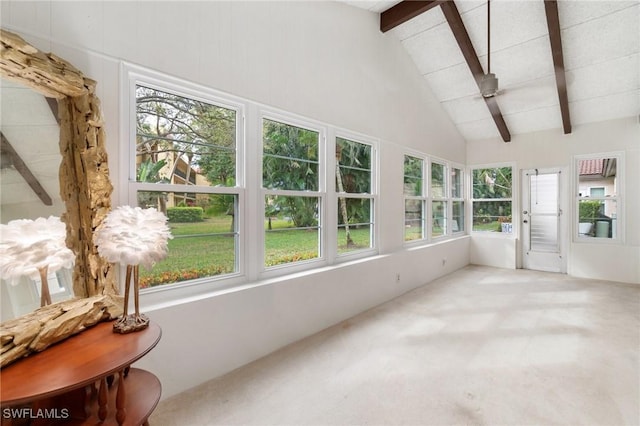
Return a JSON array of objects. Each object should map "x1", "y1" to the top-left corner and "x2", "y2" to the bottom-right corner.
[{"x1": 522, "y1": 168, "x2": 566, "y2": 273}]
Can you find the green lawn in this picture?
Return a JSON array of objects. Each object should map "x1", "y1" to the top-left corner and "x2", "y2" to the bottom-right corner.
[{"x1": 140, "y1": 216, "x2": 371, "y2": 288}]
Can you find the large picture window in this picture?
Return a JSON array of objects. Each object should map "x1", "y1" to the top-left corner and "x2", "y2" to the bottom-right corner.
[
  {"x1": 336, "y1": 137, "x2": 374, "y2": 255},
  {"x1": 471, "y1": 165, "x2": 513, "y2": 233},
  {"x1": 132, "y1": 84, "x2": 241, "y2": 288},
  {"x1": 576, "y1": 155, "x2": 621, "y2": 240},
  {"x1": 262, "y1": 118, "x2": 322, "y2": 267}
]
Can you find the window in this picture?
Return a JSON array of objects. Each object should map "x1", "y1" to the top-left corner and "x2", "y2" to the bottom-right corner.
[
  {"x1": 471, "y1": 165, "x2": 513, "y2": 233},
  {"x1": 431, "y1": 161, "x2": 447, "y2": 237},
  {"x1": 403, "y1": 155, "x2": 425, "y2": 242},
  {"x1": 451, "y1": 167, "x2": 464, "y2": 233},
  {"x1": 576, "y1": 155, "x2": 620, "y2": 240},
  {"x1": 131, "y1": 84, "x2": 242, "y2": 289},
  {"x1": 262, "y1": 118, "x2": 322, "y2": 267},
  {"x1": 336, "y1": 136, "x2": 374, "y2": 254}
]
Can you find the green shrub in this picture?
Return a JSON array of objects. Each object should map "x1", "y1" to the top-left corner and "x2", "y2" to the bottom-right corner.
[
  {"x1": 167, "y1": 206, "x2": 204, "y2": 223},
  {"x1": 579, "y1": 201, "x2": 602, "y2": 222}
]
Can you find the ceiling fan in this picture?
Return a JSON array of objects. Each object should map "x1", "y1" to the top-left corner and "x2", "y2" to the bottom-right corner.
[{"x1": 480, "y1": 0, "x2": 499, "y2": 98}]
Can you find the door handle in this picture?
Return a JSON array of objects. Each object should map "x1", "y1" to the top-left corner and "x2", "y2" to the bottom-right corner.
[{"x1": 523, "y1": 220, "x2": 528, "y2": 224}]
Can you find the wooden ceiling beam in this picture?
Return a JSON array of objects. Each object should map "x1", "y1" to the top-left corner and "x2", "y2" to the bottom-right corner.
[
  {"x1": 380, "y1": 1, "x2": 445, "y2": 33},
  {"x1": 0, "y1": 132, "x2": 53, "y2": 206},
  {"x1": 45, "y1": 97, "x2": 60, "y2": 125},
  {"x1": 440, "y1": 1, "x2": 511, "y2": 142},
  {"x1": 544, "y1": 0, "x2": 572, "y2": 134}
]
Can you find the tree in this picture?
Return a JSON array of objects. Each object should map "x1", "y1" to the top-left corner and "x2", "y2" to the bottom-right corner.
[
  {"x1": 136, "y1": 158, "x2": 168, "y2": 212},
  {"x1": 136, "y1": 85, "x2": 236, "y2": 189},
  {"x1": 336, "y1": 138, "x2": 371, "y2": 247},
  {"x1": 262, "y1": 120, "x2": 319, "y2": 228}
]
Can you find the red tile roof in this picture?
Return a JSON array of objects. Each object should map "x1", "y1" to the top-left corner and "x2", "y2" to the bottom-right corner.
[{"x1": 579, "y1": 159, "x2": 603, "y2": 176}]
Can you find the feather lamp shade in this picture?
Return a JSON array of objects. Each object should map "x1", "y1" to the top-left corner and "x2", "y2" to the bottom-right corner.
[
  {"x1": 0, "y1": 216, "x2": 74, "y2": 283},
  {"x1": 94, "y1": 206, "x2": 172, "y2": 270}
]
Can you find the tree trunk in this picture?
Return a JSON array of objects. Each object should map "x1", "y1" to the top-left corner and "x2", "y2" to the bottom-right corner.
[{"x1": 336, "y1": 163, "x2": 354, "y2": 247}]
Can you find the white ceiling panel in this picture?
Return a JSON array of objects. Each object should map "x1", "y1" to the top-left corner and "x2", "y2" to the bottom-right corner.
[
  {"x1": 391, "y1": 4, "x2": 445, "y2": 41},
  {"x1": 459, "y1": 0, "x2": 548, "y2": 57},
  {"x1": 558, "y1": 0, "x2": 637, "y2": 29},
  {"x1": 402, "y1": 22, "x2": 466, "y2": 74},
  {"x1": 563, "y1": 5, "x2": 639, "y2": 70},
  {"x1": 442, "y1": 96, "x2": 493, "y2": 124},
  {"x1": 497, "y1": 76, "x2": 559, "y2": 114},
  {"x1": 569, "y1": 53, "x2": 640, "y2": 102},
  {"x1": 489, "y1": 36, "x2": 555, "y2": 88},
  {"x1": 1, "y1": 86, "x2": 56, "y2": 126},
  {"x1": 456, "y1": 118, "x2": 501, "y2": 140},
  {"x1": 1, "y1": 78, "x2": 61, "y2": 207},
  {"x1": 504, "y1": 104, "x2": 563, "y2": 136},
  {"x1": 424, "y1": 62, "x2": 479, "y2": 101},
  {"x1": 570, "y1": 90, "x2": 640, "y2": 125}
]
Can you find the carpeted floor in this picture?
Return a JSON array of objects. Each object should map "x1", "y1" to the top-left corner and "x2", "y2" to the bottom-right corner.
[{"x1": 150, "y1": 265, "x2": 640, "y2": 425}]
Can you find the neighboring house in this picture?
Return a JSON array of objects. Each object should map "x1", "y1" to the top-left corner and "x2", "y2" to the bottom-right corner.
[{"x1": 578, "y1": 158, "x2": 617, "y2": 218}]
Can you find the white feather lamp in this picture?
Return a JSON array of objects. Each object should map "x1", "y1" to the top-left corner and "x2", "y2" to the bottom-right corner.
[
  {"x1": 0, "y1": 216, "x2": 75, "y2": 307},
  {"x1": 94, "y1": 205, "x2": 171, "y2": 333}
]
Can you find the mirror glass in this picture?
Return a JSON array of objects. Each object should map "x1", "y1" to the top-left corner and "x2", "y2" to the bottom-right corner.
[{"x1": 0, "y1": 78, "x2": 75, "y2": 321}]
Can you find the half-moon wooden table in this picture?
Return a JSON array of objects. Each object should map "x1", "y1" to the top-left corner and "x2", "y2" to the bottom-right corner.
[{"x1": 1, "y1": 321, "x2": 161, "y2": 426}]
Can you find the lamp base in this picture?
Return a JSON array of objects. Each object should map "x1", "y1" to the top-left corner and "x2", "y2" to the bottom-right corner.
[{"x1": 113, "y1": 313, "x2": 150, "y2": 334}]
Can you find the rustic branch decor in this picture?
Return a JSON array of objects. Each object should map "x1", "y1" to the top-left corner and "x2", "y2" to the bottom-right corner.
[{"x1": 0, "y1": 29, "x2": 121, "y2": 367}]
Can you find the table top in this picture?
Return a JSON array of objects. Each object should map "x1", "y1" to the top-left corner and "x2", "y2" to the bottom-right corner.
[{"x1": 1, "y1": 321, "x2": 161, "y2": 405}]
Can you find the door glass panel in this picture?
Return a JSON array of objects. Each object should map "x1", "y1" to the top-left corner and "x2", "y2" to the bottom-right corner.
[
  {"x1": 530, "y1": 173, "x2": 557, "y2": 214},
  {"x1": 530, "y1": 215, "x2": 558, "y2": 252},
  {"x1": 529, "y1": 173, "x2": 558, "y2": 252}
]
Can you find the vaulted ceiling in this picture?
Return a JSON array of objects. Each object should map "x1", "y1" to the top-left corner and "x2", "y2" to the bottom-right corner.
[
  {"x1": 343, "y1": 0, "x2": 640, "y2": 142},
  {"x1": 1, "y1": 78, "x2": 60, "y2": 210}
]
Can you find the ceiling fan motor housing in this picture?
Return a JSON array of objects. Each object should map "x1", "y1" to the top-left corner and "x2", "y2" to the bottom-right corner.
[{"x1": 481, "y1": 72, "x2": 499, "y2": 97}]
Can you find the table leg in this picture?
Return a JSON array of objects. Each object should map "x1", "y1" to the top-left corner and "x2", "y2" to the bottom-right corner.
[
  {"x1": 98, "y1": 377, "x2": 108, "y2": 420},
  {"x1": 116, "y1": 369, "x2": 127, "y2": 425}
]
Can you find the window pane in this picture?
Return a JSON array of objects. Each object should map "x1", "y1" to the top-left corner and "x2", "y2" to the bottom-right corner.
[
  {"x1": 431, "y1": 162, "x2": 445, "y2": 198},
  {"x1": 136, "y1": 191, "x2": 237, "y2": 288},
  {"x1": 452, "y1": 200, "x2": 464, "y2": 233},
  {"x1": 530, "y1": 215, "x2": 558, "y2": 251},
  {"x1": 404, "y1": 156, "x2": 423, "y2": 196},
  {"x1": 473, "y1": 167, "x2": 512, "y2": 199},
  {"x1": 404, "y1": 199, "x2": 424, "y2": 241},
  {"x1": 472, "y1": 200, "x2": 512, "y2": 232},
  {"x1": 451, "y1": 167, "x2": 463, "y2": 198},
  {"x1": 136, "y1": 85, "x2": 237, "y2": 187},
  {"x1": 263, "y1": 119, "x2": 319, "y2": 191},
  {"x1": 336, "y1": 137, "x2": 371, "y2": 194},
  {"x1": 578, "y1": 199, "x2": 617, "y2": 238},
  {"x1": 265, "y1": 195, "x2": 319, "y2": 266},
  {"x1": 578, "y1": 158, "x2": 616, "y2": 197},
  {"x1": 432, "y1": 200, "x2": 447, "y2": 237},
  {"x1": 337, "y1": 197, "x2": 372, "y2": 253}
]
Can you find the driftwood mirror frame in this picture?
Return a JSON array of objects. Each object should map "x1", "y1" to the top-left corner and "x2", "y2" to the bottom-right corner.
[{"x1": 1, "y1": 29, "x2": 122, "y2": 367}]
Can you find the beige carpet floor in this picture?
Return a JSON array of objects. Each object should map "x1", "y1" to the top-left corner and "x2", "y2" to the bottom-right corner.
[{"x1": 150, "y1": 265, "x2": 640, "y2": 425}]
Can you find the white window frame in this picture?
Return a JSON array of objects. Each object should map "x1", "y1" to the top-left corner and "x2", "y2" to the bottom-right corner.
[
  {"x1": 430, "y1": 159, "x2": 448, "y2": 239},
  {"x1": 403, "y1": 152, "x2": 427, "y2": 244},
  {"x1": 573, "y1": 152, "x2": 624, "y2": 244},
  {"x1": 469, "y1": 162, "x2": 516, "y2": 237},
  {"x1": 121, "y1": 63, "x2": 248, "y2": 299},
  {"x1": 450, "y1": 163, "x2": 465, "y2": 235},
  {"x1": 121, "y1": 64, "x2": 384, "y2": 305},
  {"x1": 258, "y1": 108, "x2": 328, "y2": 278},
  {"x1": 333, "y1": 129, "x2": 379, "y2": 262}
]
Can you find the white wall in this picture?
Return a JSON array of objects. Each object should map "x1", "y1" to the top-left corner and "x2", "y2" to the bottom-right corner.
[
  {"x1": 467, "y1": 117, "x2": 640, "y2": 284},
  {"x1": 1, "y1": 1, "x2": 470, "y2": 398}
]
